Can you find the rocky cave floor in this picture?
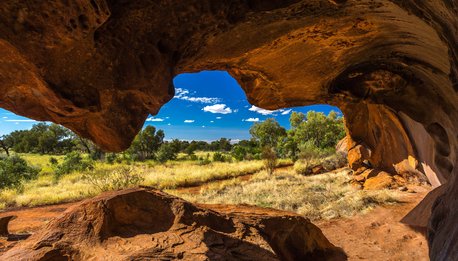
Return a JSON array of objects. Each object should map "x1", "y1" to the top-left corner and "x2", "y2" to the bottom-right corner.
[{"x1": 0, "y1": 184, "x2": 430, "y2": 260}]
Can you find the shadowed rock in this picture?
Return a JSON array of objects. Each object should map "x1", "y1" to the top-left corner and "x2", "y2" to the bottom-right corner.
[
  {"x1": 0, "y1": 216, "x2": 15, "y2": 237},
  {"x1": 0, "y1": 188, "x2": 346, "y2": 261}
]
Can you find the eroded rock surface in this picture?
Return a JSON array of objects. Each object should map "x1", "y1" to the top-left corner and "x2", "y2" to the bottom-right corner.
[
  {"x1": 0, "y1": 1, "x2": 457, "y2": 260},
  {"x1": 0, "y1": 188, "x2": 345, "y2": 261}
]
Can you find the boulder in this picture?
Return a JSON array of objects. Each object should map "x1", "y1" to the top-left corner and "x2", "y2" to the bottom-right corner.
[
  {"x1": 0, "y1": 216, "x2": 15, "y2": 237},
  {"x1": 335, "y1": 137, "x2": 348, "y2": 154},
  {"x1": 347, "y1": 145, "x2": 371, "y2": 171},
  {"x1": 0, "y1": 188, "x2": 346, "y2": 261},
  {"x1": 363, "y1": 171, "x2": 394, "y2": 190}
]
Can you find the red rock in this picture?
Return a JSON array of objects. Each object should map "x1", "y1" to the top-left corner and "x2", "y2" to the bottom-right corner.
[
  {"x1": 363, "y1": 171, "x2": 394, "y2": 190},
  {"x1": 0, "y1": 216, "x2": 15, "y2": 237},
  {"x1": 0, "y1": 1, "x2": 456, "y2": 259},
  {"x1": 0, "y1": 188, "x2": 346, "y2": 261}
]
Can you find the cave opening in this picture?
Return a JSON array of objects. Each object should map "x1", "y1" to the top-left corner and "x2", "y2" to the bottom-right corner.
[{"x1": 0, "y1": 0, "x2": 456, "y2": 259}]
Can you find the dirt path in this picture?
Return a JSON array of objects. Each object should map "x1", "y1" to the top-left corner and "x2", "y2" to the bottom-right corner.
[
  {"x1": 0, "y1": 184, "x2": 430, "y2": 260},
  {"x1": 173, "y1": 165, "x2": 293, "y2": 194},
  {"x1": 316, "y1": 186, "x2": 430, "y2": 261}
]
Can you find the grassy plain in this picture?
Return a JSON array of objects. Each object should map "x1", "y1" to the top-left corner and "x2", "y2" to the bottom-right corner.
[
  {"x1": 0, "y1": 153, "x2": 291, "y2": 209},
  {"x1": 1, "y1": 153, "x2": 400, "y2": 221},
  {"x1": 170, "y1": 168, "x2": 401, "y2": 221}
]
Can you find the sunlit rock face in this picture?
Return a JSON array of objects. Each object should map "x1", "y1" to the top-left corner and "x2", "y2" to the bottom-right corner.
[{"x1": 0, "y1": 1, "x2": 456, "y2": 259}]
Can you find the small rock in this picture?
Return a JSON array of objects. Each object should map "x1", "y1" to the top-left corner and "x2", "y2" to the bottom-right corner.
[
  {"x1": 0, "y1": 216, "x2": 16, "y2": 237},
  {"x1": 398, "y1": 186, "x2": 408, "y2": 192},
  {"x1": 364, "y1": 171, "x2": 393, "y2": 190}
]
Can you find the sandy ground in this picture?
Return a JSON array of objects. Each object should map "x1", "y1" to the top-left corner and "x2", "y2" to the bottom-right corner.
[
  {"x1": 317, "y1": 186, "x2": 430, "y2": 261},
  {"x1": 0, "y1": 185, "x2": 430, "y2": 260}
]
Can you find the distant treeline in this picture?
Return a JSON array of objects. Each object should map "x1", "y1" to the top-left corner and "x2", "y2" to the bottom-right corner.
[{"x1": 0, "y1": 110, "x2": 346, "y2": 163}]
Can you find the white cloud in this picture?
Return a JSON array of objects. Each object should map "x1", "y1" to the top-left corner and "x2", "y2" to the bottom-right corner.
[
  {"x1": 146, "y1": 117, "x2": 164, "y2": 122},
  {"x1": 281, "y1": 109, "x2": 292, "y2": 115},
  {"x1": 2, "y1": 117, "x2": 7, "y2": 119},
  {"x1": 175, "y1": 88, "x2": 190, "y2": 97},
  {"x1": 231, "y1": 139, "x2": 241, "y2": 144},
  {"x1": 174, "y1": 88, "x2": 221, "y2": 104},
  {"x1": 5, "y1": 119, "x2": 37, "y2": 122},
  {"x1": 167, "y1": 123, "x2": 171, "y2": 126},
  {"x1": 202, "y1": 125, "x2": 206, "y2": 128},
  {"x1": 210, "y1": 121, "x2": 214, "y2": 123},
  {"x1": 249, "y1": 105, "x2": 277, "y2": 115},
  {"x1": 243, "y1": 117, "x2": 260, "y2": 122},
  {"x1": 184, "y1": 120, "x2": 195, "y2": 123},
  {"x1": 165, "y1": 116, "x2": 170, "y2": 119},
  {"x1": 202, "y1": 104, "x2": 232, "y2": 114},
  {"x1": 216, "y1": 117, "x2": 222, "y2": 119}
]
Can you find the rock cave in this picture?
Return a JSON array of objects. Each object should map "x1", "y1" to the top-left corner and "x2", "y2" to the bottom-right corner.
[{"x1": 0, "y1": 0, "x2": 456, "y2": 260}]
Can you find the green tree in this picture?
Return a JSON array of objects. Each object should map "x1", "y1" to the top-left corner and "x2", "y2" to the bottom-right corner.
[
  {"x1": 290, "y1": 111, "x2": 345, "y2": 149},
  {"x1": 231, "y1": 139, "x2": 260, "y2": 161},
  {"x1": 128, "y1": 126, "x2": 164, "y2": 160},
  {"x1": 0, "y1": 135, "x2": 14, "y2": 156},
  {"x1": 249, "y1": 118, "x2": 286, "y2": 174},
  {"x1": 249, "y1": 118, "x2": 286, "y2": 148},
  {"x1": 289, "y1": 111, "x2": 306, "y2": 129},
  {"x1": 156, "y1": 143, "x2": 177, "y2": 163}
]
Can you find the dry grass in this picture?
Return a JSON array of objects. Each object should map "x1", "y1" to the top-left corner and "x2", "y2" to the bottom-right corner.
[
  {"x1": 171, "y1": 168, "x2": 401, "y2": 221},
  {"x1": 143, "y1": 159, "x2": 291, "y2": 189},
  {"x1": 0, "y1": 156, "x2": 292, "y2": 210}
]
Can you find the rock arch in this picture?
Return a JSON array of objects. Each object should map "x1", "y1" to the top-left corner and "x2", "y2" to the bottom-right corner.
[{"x1": 0, "y1": 1, "x2": 456, "y2": 259}]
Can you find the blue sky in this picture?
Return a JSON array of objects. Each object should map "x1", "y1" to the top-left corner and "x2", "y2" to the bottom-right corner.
[{"x1": 0, "y1": 71, "x2": 341, "y2": 141}]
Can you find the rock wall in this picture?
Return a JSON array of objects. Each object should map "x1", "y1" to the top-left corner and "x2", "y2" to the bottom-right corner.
[{"x1": 0, "y1": 1, "x2": 457, "y2": 260}]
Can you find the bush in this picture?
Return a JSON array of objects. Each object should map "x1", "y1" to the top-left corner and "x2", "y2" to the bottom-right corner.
[
  {"x1": 83, "y1": 166, "x2": 144, "y2": 192},
  {"x1": 105, "y1": 153, "x2": 117, "y2": 164},
  {"x1": 189, "y1": 154, "x2": 198, "y2": 161},
  {"x1": 294, "y1": 159, "x2": 309, "y2": 175},
  {"x1": 0, "y1": 156, "x2": 39, "y2": 189},
  {"x1": 213, "y1": 152, "x2": 225, "y2": 162},
  {"x1": 156, "y1": 144, "x2": 177, "y2": 163},
  {"x1": 262, "y1": 146, "x2": 277, "y2": 175},
  {"x1": 294, "y1": 152, "x2": 348, "y2": 175},
  {"x1": 298, "y1": 140, "x2": 333, "y2": 160},
  {"x1": 53, "y1": 152, "x2": 94, "y2": 181},
  {"x1": 322, "y1": 152, "x2": 348, "y2": 171}
]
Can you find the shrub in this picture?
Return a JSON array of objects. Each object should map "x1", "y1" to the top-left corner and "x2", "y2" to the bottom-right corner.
[
  {"x1": 105, "y1": 153, "x2": 117, "y2": 164},
  {"x1": 0, "y1": 156, "x2": 39, "y2": 189},
  {"x1": 83, "y1": 166, "x2": 144, "y2": 192},
  {"x1": 294, "y1": 159, "x2": 311, "y2": 175},
  {"x1": 198, "y1": 158, "x2": 212, "y2": 165},
  {"x1": 49, "y1": 157, "x2": 58, "y2": 166},
  {"x1": 262, "y1": 146, "x2": 277, "y2": 175},
  {"x1": 294, "y1": 152, "x2": 348, "y2": 175},
  {"x1": 322, "y1": 152, "x2": 348, "y2": 171},
  {"x1": 213, "y1": 152, "x2": 225, "y2": 162},
  {"x1": 189, "y1": 154, "x2": 198, "y2": 161},
  {"x1": 298, "y1": 140, "x2": 333, "y2": 160},
  {"x1": 156, "y1": 144, "x2": 177, "y2": 163},
  {"x1": 53, "y1": 152, "x2": 94, "y2": 181}
]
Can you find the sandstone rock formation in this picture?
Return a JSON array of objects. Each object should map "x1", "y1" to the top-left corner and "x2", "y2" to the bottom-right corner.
[
  {"x1": 0, "y1": 188, "x2": 346, "y2": 261},
  {"x1": 0, "y1": 216, "x2": 15, "y2": 237},
  {"x1": 0, "y1": 1, "x2": 457, "y2": 260}
]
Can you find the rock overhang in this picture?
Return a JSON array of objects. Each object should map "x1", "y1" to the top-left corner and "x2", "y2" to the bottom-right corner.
[{"x1": 0, "y1": 1, "x2": 457, "y2": 260}]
